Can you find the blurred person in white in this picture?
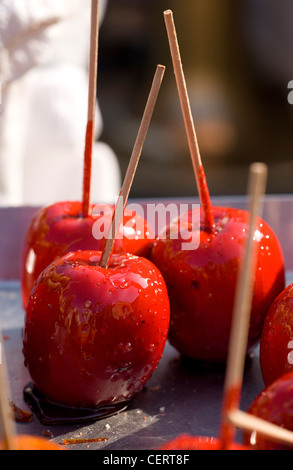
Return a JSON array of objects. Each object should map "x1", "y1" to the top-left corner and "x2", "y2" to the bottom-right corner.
[{"x1": 0, "y1": 0, "x2": 121, "y2": 207}]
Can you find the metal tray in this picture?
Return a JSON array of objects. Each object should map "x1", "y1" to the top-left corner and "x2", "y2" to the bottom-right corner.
[{"x1": 1, "y1": 195, "x2": 293, "y2": 450}]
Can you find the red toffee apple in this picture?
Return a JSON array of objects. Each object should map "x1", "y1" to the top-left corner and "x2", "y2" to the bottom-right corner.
[
  {"x1": 23, "y1": 250, "x2": 170, "y2": 409},
  {"x1": 21, "y1": 201, "x2": 154, "y2": 309},
  {"x1": 151, "y1": 206, "x2": 285, "y2": 363},
  {"x1": 243, "y1": 371, "x2": 293, "y2": 450},
  {"x1": 260, "y1": 283, "x2": 293, "y2": 387}
]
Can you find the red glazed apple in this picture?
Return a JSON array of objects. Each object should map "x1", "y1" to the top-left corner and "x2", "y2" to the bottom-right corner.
[
  {"x1": 23, "y1": 250, "x2": 170, "y2": 409},
  {"x1": 243, "y1": 371, "x2": 293, "y2": 450},
  {"x1": 21, "y1": 201, "x2": 154, "y2": 309},
  {"x1": 151, "y1": 205, "x2": 285, "y2": 363},
  {"x1": 260, "y1": 283, "x2": 293, "y2": 387},
  {"x1": 159, "y1": 435, "x2": 248, "y2": 450}
]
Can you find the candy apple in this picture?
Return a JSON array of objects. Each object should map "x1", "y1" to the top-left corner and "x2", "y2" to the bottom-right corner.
[
  {"x1": 260, "y1": 283, "x2": 293, "y2": 387},
  {"x1": 159, "y1": 434, "x2": 248, "y2": 450},
  {"x1": 21, "y1": 201, "x2": 154, "y2": 309},
  {"x1": 243, "y1": 371, "x2": 293, "y2": 450},
  {"x1": 151, "y1": 205, "x2": 285, "y2": 363},
  {"x1": 22, "y1": 250, "x2": 170, "y2": 410}
]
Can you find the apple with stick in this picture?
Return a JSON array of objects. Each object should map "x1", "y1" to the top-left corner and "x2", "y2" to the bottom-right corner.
[
  {"x1": 20, "y1": 0, "x2": 154, "y2": 310},
  {"x1": 151, "y1": 10, "x2": 285, "y2": 363},
  {"x1": 158, "y1": 150, "x2": 293, "y2": 451},
  {"x1": 22, "y1": 65, "x2": 170, "y2": 415},
  {"x1": 159, "y1": 159, "x2": 265, "y2": 451}
]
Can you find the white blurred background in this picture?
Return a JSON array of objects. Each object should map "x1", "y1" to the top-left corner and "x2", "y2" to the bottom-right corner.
[
  {"x1": 1, "y1": 0, "x2": 293, "y2": 206},
  {"x1": 0, "y1": 0, "x2": 120, "y2": 207}
]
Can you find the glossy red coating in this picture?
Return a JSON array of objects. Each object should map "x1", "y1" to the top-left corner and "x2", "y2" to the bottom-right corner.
[
  {"x1": 260, "y1": 284, "x2": 293, "y2": 387},
  {"x1": 23, "y1": 251, "x2": 170, "y2": 408},
  {"x1": 21, "y1": 201, "x2": 154, "y2": 309},
  {"x1": 243, "y1": 371, "x2": 293, "y2": 450},
  {"x1": 151, "y1": 206, "x2": 285, "y2": 363},
  {"x1": 159, "y1": 434, "x2": 248, "y2": 450}
]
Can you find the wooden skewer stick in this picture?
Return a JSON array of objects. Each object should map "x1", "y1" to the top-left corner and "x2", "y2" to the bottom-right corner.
[
  {"x1": 82, "y1": 0, "x2": 100, "y2": 217},
  {"x1": 163, "y1": 9, "x2": 214, "y2": 230},
  {"x1": 219, "y1": 162, "x2": 268, "y2": 448},
  {"x1": 227, "y1": 409, "x2": 293, "y2": 447},
  {"x1": 99, "y1": 64, "x2": 166, "y2": 268},
  {"x1": 0, "y1": 328, "x2": 17, "y2": 450}
]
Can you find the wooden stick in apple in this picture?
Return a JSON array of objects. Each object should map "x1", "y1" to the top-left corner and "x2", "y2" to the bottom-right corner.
[
  {"x1": 163, "y1": 9, "x2": 214, "y2": 231},
  {"x1": 100, "y1": 64, "x2": 166, "y2": 268},
  {"x1": 82, "y1": 0, "x2": 100, "y2": 217},
  {"x1": 219, "y1": 162, "x2": 268, "y2": 448},
  {"x1": 20, "y1": 6, "x2": 159, "y2": 308}
]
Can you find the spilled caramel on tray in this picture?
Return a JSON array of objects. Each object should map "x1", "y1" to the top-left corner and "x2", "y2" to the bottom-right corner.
[
  {"x1": 9, "y1": 400, "x2": 33, "y2": 423},
  {"x1": 23, "y1": 382, "x2": 130, "y2": 425},
  {"x1": 61, "y1": 437, "x2": 108, "y2": 445}
]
